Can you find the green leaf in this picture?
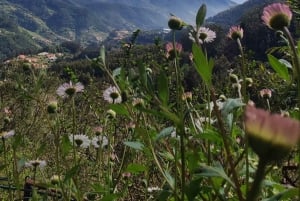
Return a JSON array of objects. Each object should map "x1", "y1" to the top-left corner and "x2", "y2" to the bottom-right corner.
[
  {"x1": 61, "y1": 134, "x2": 72, "y2": 156},
  {"x1": 267, "y1": 54, "x2": 290, "y2": 81},
  {"x1": 159, "y1": 105, "x2": 181, "y2": 125},
  {"x1": 112, "y1": 67, "x2": 121, "y2": 77},
  {"x1": 221, "y1": 98, "x2": 244, "y2": 117},
  {"x1": 155, "y1": 126, "x2": 175, "y2": 141},
  {"x1": 185, "y1": 178, "x2": 202, "y2": 201},
  {"x1": 198, "y1": 129, "x2": 222, "y2": 143},
  {"x1": 138, "y1": 62, "x2": 148, "y2": 89},
  {"x1": 126, "y1": 163, "x2": 147, "y2": 173},
  {"x1": 157, "y1": 72, "x2": 169, "y2": 106},
  {"x1": 195, "y1": 163, "x2": 235, "y2": 188},
  {"x1": 123, "y1": 141, "x2": 144, "y2": 151},
  {"x1": 91, "y1": 183, "x2": 107, "y2": 193},
  {"x1": 100, "y1": 45, "x2": 105, "y2": 65},
  {"x1": 164, "y1": 171, "x2": 175, "y2": 190},
  {"x1": 279, "y1": 59, "x2": 292, "y2": 69},
  {"x1": 196, "y1": 4, "x2": 206, "y2": 29},
  {"x1": 101, "y1": 194, "x2": 118, "y2": 201},
  {"x1": 192, "y1": 43, "x2": 212, "y2": 86},
  {"x1": 17, "y1": 158, "x2": 26, "y2": 172},
  {"x1": 262, "y1": 187, "x2": 299, "y2": 201},
  {"x1": 64, "y1": 165, "x2": 80, "y2": 182},
  {"x1": 109, "y1": 104, "x2": 129, "y2": 116}
]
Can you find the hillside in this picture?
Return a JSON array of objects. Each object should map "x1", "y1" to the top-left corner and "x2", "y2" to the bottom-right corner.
[{"x1": 0, "y1": 0, "x2": 238, "y2": 61}]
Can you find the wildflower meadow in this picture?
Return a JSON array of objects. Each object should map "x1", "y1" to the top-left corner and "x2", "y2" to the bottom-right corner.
[{"x1": 0, "y1": 1, "x2": 300, "y2": 201}]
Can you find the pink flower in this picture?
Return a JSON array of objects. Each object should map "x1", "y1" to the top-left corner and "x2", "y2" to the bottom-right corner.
[
  {"x1": 244, "y1": 105, "x2": 300, "y2": 162},
  {"x1": 259, "y1": 89, "x2": 272, "y2": 99},
  {"x1": 261, "y1": 3, "x2": 292, "y2": 30},
  {"x1": 165, "y1": 42, "x2": 182, "y2": 60},
  {"x1": 227, "y1": 26, "x2": 244, "y2": 40}
]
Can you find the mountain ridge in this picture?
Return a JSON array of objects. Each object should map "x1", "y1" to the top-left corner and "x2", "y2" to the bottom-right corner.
[{"x1": 0, "y1": 0, "x2": 240, "y2": 60}]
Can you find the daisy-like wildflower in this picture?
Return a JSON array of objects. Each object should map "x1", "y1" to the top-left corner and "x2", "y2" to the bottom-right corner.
[
  {"x1": 56, "y1": 81, "x2": 84, "y2": 98},
  {"x1": 227, "y1": 26, "x2": 244, "y2": 40},
  {"x1": 69, "y1": 134, "x2": 91, "y2": 148},
  {"x1": 122, "y1": 172, "x2": 131, "y2": 179},
  {"x1": 261, "y1": 3, "x2": 292, "y2": 30},
  {"x1": 91, "y1": 136, "x2": 108, "y2": 149},
  {"x1": 259, "y1": 88, "x2": 272, "y2": 99},
  {"x1": 197, "y1": 27, "x2": 216, "y2": 44},
  {"x1": 244, "y1": 104, "x2": 300, "y2": 162},
  {"x1": 132, "y1": 98, "x2": 145, "y2": 107},
  {"x1": 165, "y1": 42, "x2": 183, "y2": 60},
  {"x1": 3, "y1": 107, "x2": 12, "y2": 115},
  {"x1": 182, "y1": 92, "x2": 192, "y2": 102},
  {"x1": 127, "y1": 122, "x2": 136, "y2": 131},
  {"x1": 147, "y1": 186, "x2": 161, "y2": 193},
  {"x1": 0, "y1": 130, "x2": 15, "y2": 140},
  {"x1": 93, "y1": 126, "x2": 103, "y2": 136},
  {"x1": 103, "y1": 86, "x2": 122, "y2": 104},
  {"x1": 25, "y1": 159, "x2": 47, "y2": 168}
]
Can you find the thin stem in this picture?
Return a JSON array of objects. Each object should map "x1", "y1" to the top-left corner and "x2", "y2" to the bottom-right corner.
[
  {"x1": 282, "y1": 27, "x2": 300, "y2": 199},
  {"x1": 210, "y1": 88, "x2": 245, "y2": 201},
  {"x1": 236, "y1": 37, "x2": 250, "y2": 196},
  {"x1": 246, "y1": 159, "x2": 267, "y2": 201},
  {"x1": 172, "y1": 30, "x2": 179, "y2": 201},
  {"x1": 172, "y1": 30, "x2": 186, "y2": 201},
  {"x1": 282, "y1": 27, "x2": 300, "y2": 82}
]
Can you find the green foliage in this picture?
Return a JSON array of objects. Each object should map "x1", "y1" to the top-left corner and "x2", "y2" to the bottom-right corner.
[
  {"x1": 0, "y1": 2, "x2": 299, "y2": 201},
  {"x1": 267, "y1": 54, "x2": 291, "y2": 81},
  {"x1": 192, "y1": 43, "x2": 214, "y2": 87},
  {"x1": 196, "y1": 4, "x2": 206, "y2": 30}
]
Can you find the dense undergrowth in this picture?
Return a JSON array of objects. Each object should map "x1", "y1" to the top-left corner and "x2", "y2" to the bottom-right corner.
[{"x1": 0, "y1": 1, "x2": 300, "y2": 201}]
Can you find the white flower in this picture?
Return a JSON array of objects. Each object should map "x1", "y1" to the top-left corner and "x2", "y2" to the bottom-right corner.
[
  {"x1": 103, "y1": 86, "x2": 122, "y2": 104},
  {"x1": 197, "y1": 27, "x2": 216, "y2": 44},
  {"x1": 25, "y1": 159, "x2": 47, "y2": 168},
  {"x1": 91, "y1": 136, "x2": 108, "y2": 149},
  {"x1": 69, "y1": 134, "x2": 91, "y2": 148},
  {"x1": 0, "y1": 130, "x2": 15, "y2": 139},
  {"x1": 147, "y1": 186, "x2": 161, "y2": 193},
  {"x1": 56, "y1": 81, "x2": 84, "y2": 98}
]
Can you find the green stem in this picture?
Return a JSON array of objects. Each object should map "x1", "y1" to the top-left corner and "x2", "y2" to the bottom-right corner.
[
  {"x1": 282, "y1": 27, "x2": 300, "y2": 198},
  {"x1": 3, "y1": 138, "x2": 13, "y2": 200},
  {"x1": 236, "y1": 37, "x2": 250, "y2": 196},
  {"x1": 282, "y1": 27, "x2": 300, "y2": 83},
  {"x1": 172, "y1": 30, "x2": 186, "y2": 201},
  {"x1": 246, "y1": 159, "x2": 267, "y2": 201},
  {"x1": 210, "y1": 88, "x2": 245, "y2": 201}
]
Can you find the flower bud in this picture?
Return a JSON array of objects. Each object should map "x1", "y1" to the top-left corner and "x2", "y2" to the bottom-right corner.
[
  {"x1": 47, "y1": 101, "x2": 58, "y2": 114},
  {"x1": 106, "y1": 109, "x2": 116, "y2": 119},
  {"x1": 168, "y1": 16, "x2": 184, "y2": 30}
]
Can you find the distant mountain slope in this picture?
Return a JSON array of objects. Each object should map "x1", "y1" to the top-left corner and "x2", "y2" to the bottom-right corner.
[{"x1": 0, "y1": 0, "x2": 239, "y2": 61}]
